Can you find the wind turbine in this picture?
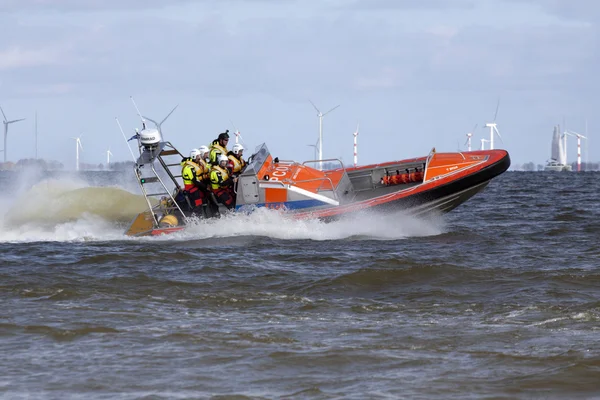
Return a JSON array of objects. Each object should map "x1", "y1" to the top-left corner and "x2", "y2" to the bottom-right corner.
[
  {"x1": 353, "y1": 123, "x2": 359, "y2": 167},
  {"x1": 480, "y1": 138, "x2": 490, "y2": 150},
  {"x1": 0, "y1": 106, "x2": 26, "y2": 163},
  {"x1": 565, "y1": 130, "x2": 587, "y2": 172},
  {"x1": 465, "y1": 124, "x2": 477, "y2": 151},
  {"x1": 309, "y1": 100, "x2": 339, "y2": 170},
  {"x1": 71, "y1": 135, "x2": 83, "y2": 171},
  {"x1": 141, "y1": 102, "x2": 178, "y2": 137},
  {"x1": 230, "y1": 120, "x2": 244, "y2": 145},
  {"x1": 484, "y1": 100, "x2": 502, "y2": 150},
  {"x1": 106, "y1": 148, "x2": 113, "y2": 166}
]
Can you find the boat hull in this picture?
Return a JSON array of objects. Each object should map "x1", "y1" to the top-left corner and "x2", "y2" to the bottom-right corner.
[
  {"x1": 380, "y1": 149, "x2": 509, "y2": 215},
  {"x1": 293, "y1": 149, "x2": 510, "y2": 221},
  {"x1": 544, "y1": 164, "x2": 572, "y2": 172},
  {"x1": 124, "y1": 146, "x2": 510, "y2": 237}
]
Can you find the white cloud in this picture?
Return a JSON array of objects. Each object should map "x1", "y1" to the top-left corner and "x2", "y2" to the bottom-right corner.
[
  {"x1": 345, "y1": 0, "x2": 475, "y2": 10},
  {"x1": 0, "y1": 46, "x2": 67, "y2": 70},
  {"x1": 1, "y1": 3, "x2": 595, "y2": 96},
  {"x1": 354, "y1": 67, "x2": 404, "y2": 90},
  {"x1": 0, "y1": 0, "x2": 294, "y2": 13},
  {"x1": 501, "y1": 0, "x2": 600, "y2": 24},
  {"x1": 0, "y1": 0, "x2": 193, "y2": 12}
]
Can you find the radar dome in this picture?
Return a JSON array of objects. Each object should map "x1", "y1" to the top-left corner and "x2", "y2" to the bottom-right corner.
[{"x1": 139, "y1": 128, "x2": 161, "y2": 147}]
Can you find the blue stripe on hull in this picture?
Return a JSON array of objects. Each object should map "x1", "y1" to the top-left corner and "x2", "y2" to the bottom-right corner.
[{"x1": 236, "y1": 199, "x2": 326, "y2": 212}]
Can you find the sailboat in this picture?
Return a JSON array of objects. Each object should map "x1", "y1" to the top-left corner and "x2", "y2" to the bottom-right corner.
[{"x1": 544, "y1": 125, "x2": 572, "y2": 171}]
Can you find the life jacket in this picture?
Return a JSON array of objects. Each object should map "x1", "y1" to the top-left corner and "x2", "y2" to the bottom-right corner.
[
  {"x1": 228, "y1": 154, "x2": 246, "y2": 174},
  {"x1": 181, "y1": 159, "x2": 201, "y2": 191},
  {"x1": 194, "y1": 158, "x2": 211, "y2": 181},
  {"x1": 209, "y1": 140, "x2": 228, "y2": 165},
  {"x1": 210, "y1": 164, "x2": 231, "y2": 190}
]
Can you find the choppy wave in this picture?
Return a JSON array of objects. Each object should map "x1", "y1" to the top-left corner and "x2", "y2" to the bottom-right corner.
[
  {"x1": 1, "y1": 172, "x2": 599, "y2": 399},
  {"x1": 0, "y1": 323, "x2": 119, "y2": 341}
]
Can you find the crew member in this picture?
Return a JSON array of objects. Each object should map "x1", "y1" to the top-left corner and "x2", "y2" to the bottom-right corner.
[
  {"x1": 193, "y1": 145, "x2": 211, "y2": 182},
  {"x1": 210, "y1": 154, "x2": 237, "y2": 209},
  {"x1": 227, "y1": 143, "x2": 246, "y2": 176},
  {"x1": 199, "y1": 145, "x2": 211, "y2": 165},
  {"x1": 181, "y1": 148, "x2": 209, "y2": 210},
  {"x1": 209, "y1": 130, "x2": 230, "y2": 165}
]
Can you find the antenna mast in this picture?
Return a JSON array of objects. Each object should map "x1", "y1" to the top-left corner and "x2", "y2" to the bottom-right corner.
[
  {"x1": 130, "y1": 96, "x2": 146, "y2": 129},
  {"x1": 116, "y1": 117, "x2": 138, "y2": 162}
]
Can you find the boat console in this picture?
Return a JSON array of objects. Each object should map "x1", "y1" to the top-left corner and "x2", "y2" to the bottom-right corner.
[{"x1": 236, "y1": 144, "x2": 355, "y2": 211}]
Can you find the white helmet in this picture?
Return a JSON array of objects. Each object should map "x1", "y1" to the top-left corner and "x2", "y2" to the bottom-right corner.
[
  {"x1": 217, "y1": 154, "x2": 229, "y2": 165},
  {"x1": 232, "y1": 144, "x2": 244, "y2": 155},
  {"x1": 198, "y1": 145, "x2": 209, "y2": 155},
  {"x1": 190, "y1": 148, "x2": 201, "y2": 159}
]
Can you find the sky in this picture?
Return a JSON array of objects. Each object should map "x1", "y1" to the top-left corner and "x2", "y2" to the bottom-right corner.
[{"x1": 0, "y1": 0, "x2": 598, "y2": 169}]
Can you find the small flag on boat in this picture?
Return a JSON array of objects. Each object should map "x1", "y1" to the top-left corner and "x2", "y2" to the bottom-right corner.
[{"x1": 128, "y1": 133, "x2": 140, "y2": 142}]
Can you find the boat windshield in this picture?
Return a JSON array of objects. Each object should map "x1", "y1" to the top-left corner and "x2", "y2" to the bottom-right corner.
[{"x1": 242, "y1": 143, "x2": 270, "y2": 176}]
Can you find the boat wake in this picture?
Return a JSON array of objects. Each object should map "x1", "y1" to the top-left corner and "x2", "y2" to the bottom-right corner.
[
  {"x1": 0, "y1": 177, "x2": 446, "y2": 242},
  {"x1": 0, "y1": 178, "x2": 147, "y2": 242}
]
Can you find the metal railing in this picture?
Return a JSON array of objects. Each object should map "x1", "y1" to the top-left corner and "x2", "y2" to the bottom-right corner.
[
  {"x1": 302, "y1": 158, "x2": 345, "y2": 170},
  {"x1": 133, "y1": 143, "x2": 188, "y2": 227}
]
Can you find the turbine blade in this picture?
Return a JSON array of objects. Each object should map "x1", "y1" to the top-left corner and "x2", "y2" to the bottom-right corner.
[
  {"x1": 324, "y1": 104, "x2": 340, "y2": 116},
  {"x1": 159, "y1": 104, "x2": 179, "y2": 126},
  {"x1": 309, "y1": 100, "x2": 320, "y2": 114},
  {"x1": 143, "y1": 104, "x2": 178, "y2": 134},
  {"x1": 493, "y1": 98, "x2": 500, "y2": 122},
  {"x1": 355, "y1": 122, "x2": 359, "y2": 133},
  {"x1": 472, "y1": 123, "x2": 478, "y2": 133},
  {"x1": 0, "y1": 106, "x2": 6, "y2": 122},
  {"x1": 7, "y1": 118, "x2": 25, "y2": 124},
  {"x1": 494, "y1": 126, "x2": 503, "y2": 143}
]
